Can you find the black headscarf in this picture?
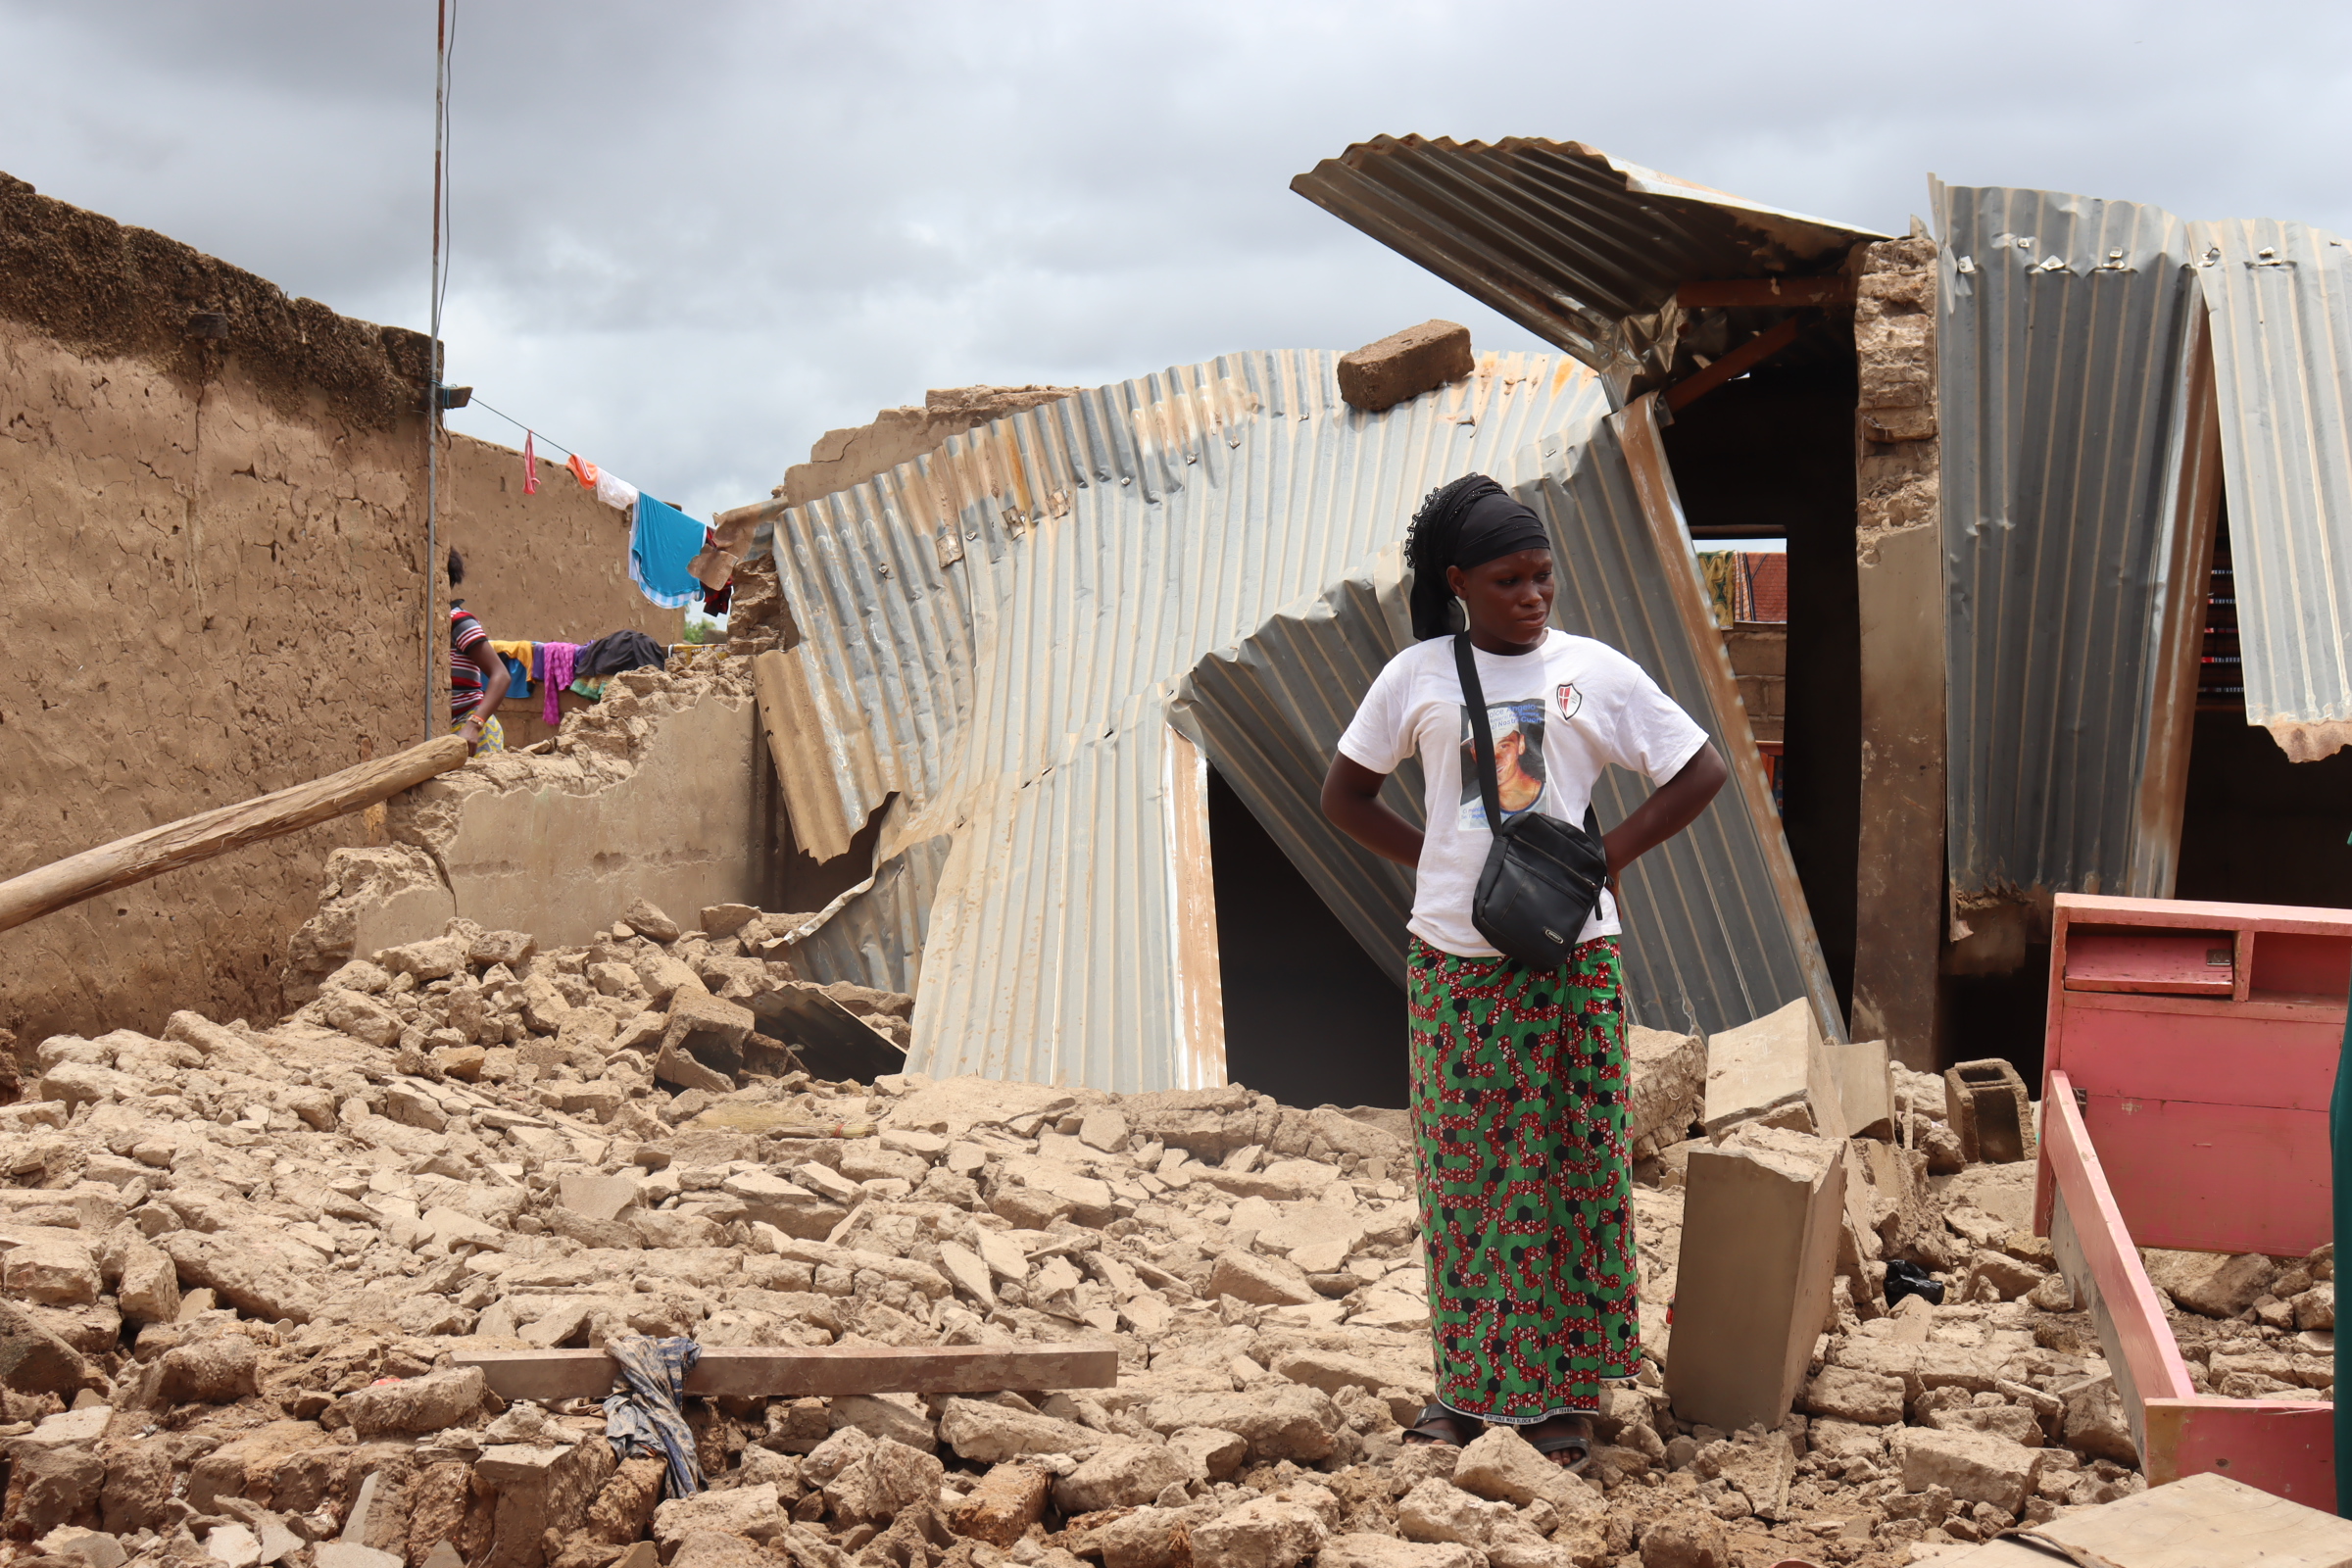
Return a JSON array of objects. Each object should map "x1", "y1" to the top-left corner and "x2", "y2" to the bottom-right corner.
[{"x1": 1402, "y1": 473, "x2": 1551, "y2": 640}]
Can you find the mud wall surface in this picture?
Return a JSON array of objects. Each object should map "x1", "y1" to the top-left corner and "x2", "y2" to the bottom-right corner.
[
  {"x1": 440, "y1": 432, "x2": 684, "y2": 649},
  {"x1": 0, "y1": 172, "x2": 685, "y2": 1045},
  {"x1": 288, "y1": 665, "x2": 762, "y2": 990}
]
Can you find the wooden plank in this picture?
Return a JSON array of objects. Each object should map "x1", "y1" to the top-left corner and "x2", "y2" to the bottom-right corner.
[
  {"x1": 1161, "y1": 724, "x2": 1228, "y2": 1090},
  {"x1": 453, "y1": 1344, "x2": 1119, "y2": 1402},
  {"x1": 2062, "y1": 930, "x2": 2236, "y2": 995},
  {"x1": 2058, "y1": 1008, "x2": 2342, "y2": 1108},
  {"x1": 2037, "y1": 1073, "x2": 2196, "y2": 1410},
  {"x1": 1673, "y1": 277, "x2": 1855, "y2": 309},
  {"x1": 2144, "y1": 1396, "x2": 2338, "y2": 1510},
  {"x1": 2127, "y1": 309, "x2": 2226, "y2": 900},
  {"x1": 2023, "y1": 1467, "x2": 2352, "y2": 1564},
  {"x1": 2082, "y1": 1096, "x2": 2331, "y2": 1256},
  {"x1": 1613, "y1": 394, "x2": 1846, "y2": 1045},
  {"x1": 2056, "y1": 893, "x2": 2352, "y2": 939},
  {"x1": 0, "y1": 735, "x2": 470, "y2": 934},
  {"x1": 1661, "y1": 318, "x2": 1801, "y2": 413}
]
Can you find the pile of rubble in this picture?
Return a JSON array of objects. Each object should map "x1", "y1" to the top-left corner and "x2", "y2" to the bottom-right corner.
[{"x1": 0, "y1": 900, "x2": 2332, "y2": 1568}]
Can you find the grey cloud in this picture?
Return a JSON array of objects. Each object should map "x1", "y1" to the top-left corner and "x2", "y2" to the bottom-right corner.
[{"x1": 6, "y1": 0, "x2": 2351, "y2": 523}]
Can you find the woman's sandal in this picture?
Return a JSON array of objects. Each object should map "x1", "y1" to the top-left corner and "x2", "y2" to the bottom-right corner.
[
  {"x1": 1399, "y1": 1405, "x2": 1482, "y2": 1447},
  {"x1": 1522, "y1": 1413, "x2": 1593, "y2": 1472}
]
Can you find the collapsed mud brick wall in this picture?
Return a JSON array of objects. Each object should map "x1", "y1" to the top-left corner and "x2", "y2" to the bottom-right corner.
[
  {"x1": 0, "y1": 866, "x2": 2308, "y2": 1568},
  {"x1": 0, "y1": 173, "x2": 679, "y2": 1045}
]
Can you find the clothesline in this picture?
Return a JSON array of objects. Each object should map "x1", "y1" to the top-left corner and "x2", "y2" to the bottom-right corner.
[
  {"x1": 458, "y1": 392, "x2": 732, "y2": 614},
  {"x1": 466, "y1": 396, "x2": 578, "y2": 460}
]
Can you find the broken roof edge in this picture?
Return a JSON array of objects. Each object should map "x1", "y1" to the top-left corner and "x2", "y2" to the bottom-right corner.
[{"x1": 1291, "y1": 134, "x2": 1885, "y2": 387}]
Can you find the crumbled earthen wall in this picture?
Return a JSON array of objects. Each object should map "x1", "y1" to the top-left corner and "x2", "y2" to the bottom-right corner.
[
  {"x1": 777, "y1": 385, "x2": 1079, "y2": 509},
  {"x1": 0, "y1": 172, "x2": 680, "y2": 1045},
  {"x1": 285, "y1": 658, "x2": 761, "y2": 1004},
  {"x1": 1851, "y1": 228, "x2": 1946, "y2": 1068}
]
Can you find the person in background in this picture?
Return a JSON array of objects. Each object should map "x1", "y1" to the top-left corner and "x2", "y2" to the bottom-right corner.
[{"x1": 449, "y1": 549, "x2": 510, "y2": 755}]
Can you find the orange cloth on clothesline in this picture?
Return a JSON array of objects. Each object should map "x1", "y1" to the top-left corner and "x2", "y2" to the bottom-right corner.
[{"x1": 567, "y1": 454, "x2": 600, "y2": 488}]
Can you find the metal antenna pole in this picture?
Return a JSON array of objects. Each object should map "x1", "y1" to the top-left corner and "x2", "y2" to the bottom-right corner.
[{"x1": 425, "y1": 0, "x2": 449, "y2": 742}]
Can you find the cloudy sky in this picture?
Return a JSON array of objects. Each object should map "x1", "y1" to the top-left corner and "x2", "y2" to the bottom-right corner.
[{"x1": 6, "y1": 1, "x2": 2349, "y2": 520}]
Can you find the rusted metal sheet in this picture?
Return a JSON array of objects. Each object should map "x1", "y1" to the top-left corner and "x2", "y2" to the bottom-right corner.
[
  {"x1": 1291, "y1": 135, "x2": 1880, "y2": 393},
  {"x1": 1936, "y1": 183, "x2": 2210, "y2": 902},
  {"x1": 2188, "y1": 217, "x2": 2352, "y2": 762}
]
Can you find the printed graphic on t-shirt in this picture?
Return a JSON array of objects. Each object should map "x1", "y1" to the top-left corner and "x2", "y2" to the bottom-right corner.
[{"x1": 1457, "y1": 701, "x2": 1546, "y2": 827}]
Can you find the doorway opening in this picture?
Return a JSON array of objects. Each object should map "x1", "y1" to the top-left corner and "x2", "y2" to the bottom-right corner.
[
  {"x1": 1207, "y1": 766, "x2": 1409, "y2": 1110},
  {"x1": 2175, "y1": 514, "x2": 2352, "y2": 907},
  {"x1": 1658, "y1": 353, "x2": 1864, "y2": 1024}
]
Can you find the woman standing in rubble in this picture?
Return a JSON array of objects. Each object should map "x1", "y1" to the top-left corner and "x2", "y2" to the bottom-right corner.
[{"x1": 1321, "y1": 474, "x2": 1728, "y2": 1469}]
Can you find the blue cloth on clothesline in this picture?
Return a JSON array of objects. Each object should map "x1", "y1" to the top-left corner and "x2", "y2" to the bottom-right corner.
[
  {"x1": 603, "y1": 1333, "x2": 703, "y2": 1498},
  {"x1": 628, "y1": 495, "x2": 705, "y2": 610}
]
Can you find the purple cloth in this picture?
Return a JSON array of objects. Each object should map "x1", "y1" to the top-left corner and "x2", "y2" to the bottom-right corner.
[{"x1": 542, "y1": 642, "x2": 580, "y2": 726}]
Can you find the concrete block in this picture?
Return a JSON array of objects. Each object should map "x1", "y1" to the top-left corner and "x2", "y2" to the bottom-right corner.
[
  {"x1": 1830, "y1": 1038, "x2": 1896, "y2": 1141},
  {"x1": 1943, "y1": 1058, "x2": 2034, "y2": 1164},
  {"x1": 1335, "y1": 320, "x2": 1473, "y2": 413},
  {"x1": 1700, "y1": 999, "x2": 1848, "y2": 1140},
  {"x1": 1666, "y1": 1123, "x2": 1845, "y2": 1434}
]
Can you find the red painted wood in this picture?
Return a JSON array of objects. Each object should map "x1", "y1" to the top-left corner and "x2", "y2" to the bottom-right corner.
[
  {"x1": 2250, "y1": 931, "x2": 2352, "y2": 1001},
  {"x1": 2081, "y1": 1096, "x2": 2331, "y2": 1254},
  {"x1": 2037, "y1": 1075, "x2": 2196, "y2": 1402},
  {"x1": 2056, "y1": 1007, "x2": 2342, "y2": 1110},
  {"x1": 2145, "y1": 1396, "x2": 2336, "y2": 1510},
  {"x1": 2055, "y1": 893, "x2": 2352, "y2": 938},
  {"x1": 2063, "y1": 930, "x2": 2235, "y2": 995}
]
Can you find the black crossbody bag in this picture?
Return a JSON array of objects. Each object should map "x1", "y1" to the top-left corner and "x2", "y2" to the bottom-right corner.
[{"x1": 1455, "y1": 633, "x2": 1611, "y2": 969}]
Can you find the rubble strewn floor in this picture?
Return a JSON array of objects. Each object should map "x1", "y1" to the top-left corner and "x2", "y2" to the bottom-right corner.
[{"x1": 0, "y1": 907, "x2": 2332, "y2": 1568}]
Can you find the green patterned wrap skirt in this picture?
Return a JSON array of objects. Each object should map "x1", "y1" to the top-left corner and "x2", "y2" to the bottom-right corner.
[{"x1": 1406, "y1": 933, "x2": 1642, "y2": 1423}]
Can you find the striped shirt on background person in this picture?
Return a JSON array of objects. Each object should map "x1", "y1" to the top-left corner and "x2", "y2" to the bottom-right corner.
[{"x1": 451, "y1": 606, "x2": 490, "y2": 720}]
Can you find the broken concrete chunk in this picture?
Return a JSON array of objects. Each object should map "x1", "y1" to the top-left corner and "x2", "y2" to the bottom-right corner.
[
  {"x1": 1336, "y1": 320, "x2": 1474, "y2": 414},
  {"x1": 1191, "y1": 1494, "x2": 1330, "y2": 1568},
  {"x1": 946, "y1": 1462, "x2": 1050, "y2": 1546},
  {"x1": 1207, "y1": 1250, "x2": 1320, "y2": 1307},
  {"x1": 621, "y1": 899, "x2": 682, "y2": 944},
  {"x1": 1053, "y1": 1440, "x2": 1191, "y2": 1513},
  {"x1": 1450, "y1": 1427, "x2": 1601, "y2": 1518},
  {"x1": 1626, "y1": 1024, "x2": 1706, "y2": 1158},
  {"x1": 1898, "y1": 1426, "x2": 2041, "y2": 1512},
  {"x1": 1666, "y1": 1122, "x2": 1844, "y2": 1434},
  {"x1": 6, "y1": 1239, "x2": 101, "y2": 1306},
  {"x1": 1700, "y1": 998, "x2": 1846, "y2": 1140},
  {"x1": 1944, "y1": 1057, "x2": 2035, "y2": 1164},
  {"x1": 332, "y1": 1366, "x2": 489, "y2": 1437},
  {"x1": 1142, "y1": 1386, "x2": 1339, "y2": 1464}
]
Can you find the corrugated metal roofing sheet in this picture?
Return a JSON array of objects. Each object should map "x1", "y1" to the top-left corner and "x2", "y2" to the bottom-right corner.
[
  {"x1": 2189, "y1": 218, "x2": 2352, "y2": 761},
  {"x1": 752, "y1": 346, "x2": 1838, "y2": 1090},
  {"x1": 1291, "y1": 136, "x2": 1880, "y2": 392},
  {"x1": 756, "y1": 349, "x2": 1619, "y2": 1091},
  {"x1": 1166, "y1": 400, "x2": 1843, "y2": 1040},
  {"x1": 1936, "y1": 184, "x2": 2209, "y2": 899}
]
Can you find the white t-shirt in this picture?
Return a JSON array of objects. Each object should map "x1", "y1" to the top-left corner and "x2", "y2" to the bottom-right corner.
[{"x1": 1336, "y1": 630, "x2": 1710, "y2": 958}]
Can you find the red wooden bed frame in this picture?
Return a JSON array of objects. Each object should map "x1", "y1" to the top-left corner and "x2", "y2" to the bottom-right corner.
[{"x1": 2034, "y1": 893, "x2": 2352, "y2": 1508}]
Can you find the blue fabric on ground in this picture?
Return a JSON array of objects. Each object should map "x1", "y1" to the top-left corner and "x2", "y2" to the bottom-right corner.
[
  {"x1": 603, "y1": 1334, "x2": 704, "y2": 1498},
  {"x1": 629, "y1": 496, "x2": 705, "y2": 610}
]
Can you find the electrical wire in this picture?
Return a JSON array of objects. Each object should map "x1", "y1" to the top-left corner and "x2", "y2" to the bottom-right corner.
[{"x1": 465, "y1": 397, "x2": 579, "y2": 460}]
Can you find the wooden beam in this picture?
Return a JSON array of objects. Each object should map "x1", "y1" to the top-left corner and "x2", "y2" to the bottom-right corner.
[
  {"x1": 453, "y1": 1344, "x2": 1119, "y2": 1402},
  {"x1": 1613, "y1": 395, "x2": 1848, "y2": 1045},
  {"x1": 2129, "y1": 308, "x2": 2226, "y2": 899},
  {"x1": 0, "y1": 735, "x2": 470, "y2": 935},
  {"x1": 1662, "y1": 318, "x2": 1803, "y2": 414},
  {"x1": 1675, "y1": 278, "x2": 1854, "y2": 309}
]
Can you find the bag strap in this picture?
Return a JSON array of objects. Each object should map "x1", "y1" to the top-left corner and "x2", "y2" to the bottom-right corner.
[{"x1": 1454, "y1": 634, "x2": 1506, "y2": 836}]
